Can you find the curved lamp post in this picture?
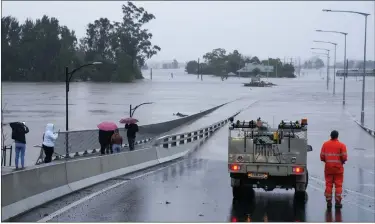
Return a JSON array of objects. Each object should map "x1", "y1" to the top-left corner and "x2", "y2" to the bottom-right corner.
[
  {"x1": 65, "y1": 62, "x2": 102, "y2": 157},
  {"x1": 311, "y1": 48, "x2": 330, "y2": 90},
  {"x1": 130, "y1": 102, "x2": 153, "y2": 118},
  {"x1": 322, "y1": 9, "x2": 370, "y2": 124},
  {"x1": 313, "y1": 40, "x2": 338, "y2": 94},
  {"x1": 316, "y1": 30, "x2": 348, "y2": 105}
]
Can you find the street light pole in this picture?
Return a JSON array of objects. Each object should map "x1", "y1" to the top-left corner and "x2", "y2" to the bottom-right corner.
[
  {"x1": 343, "y1": 34, "x2": 347, "y2": 105},
  {"x1": 65, "y1": 62, "x2": 102, "y2": 157},
  {"x1": 129, "y1": 102, "x2": 153, "y2": 118},
  {"x1": 322, "y1": 9, "x2": 370, "y2": 124},
  {"x1": 311, "y1": 48, "x2": 330, "y2": 90},
  {"x1": 316, "y1": 30, "x2": 348, "y2": 104},
  {"x1": 361, "y1": 15, "x2": 368, "y2": 125},
  {"x1": 313, "y1": 41, "x2": 338, "y2": 94}
]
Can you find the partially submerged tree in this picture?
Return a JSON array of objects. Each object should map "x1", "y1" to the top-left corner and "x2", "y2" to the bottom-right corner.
[{"x1": 1, "y1": 1, "x2": 161, "y2": 83}]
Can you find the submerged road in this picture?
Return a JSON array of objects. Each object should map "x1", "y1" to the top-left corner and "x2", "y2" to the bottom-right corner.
[{"x1": 11, "y1": 78, "x2": 375, "y2": 222}]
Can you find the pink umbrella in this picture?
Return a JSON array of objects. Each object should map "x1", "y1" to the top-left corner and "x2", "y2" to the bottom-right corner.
[
  {"x1": 119, "y1": 117, "x2": 139, "y2": 124},
  {"x1": 97, "y1": 121, "x2": 118, "y2": 131}
]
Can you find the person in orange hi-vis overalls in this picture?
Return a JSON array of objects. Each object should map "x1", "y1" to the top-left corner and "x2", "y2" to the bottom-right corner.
[{"x1": 320, "y1": 130, "x2": 348, "y2": 209}]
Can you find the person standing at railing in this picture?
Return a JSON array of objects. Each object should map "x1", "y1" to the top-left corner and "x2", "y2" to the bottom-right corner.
[
  {"x1": 99, "y1": 130, "x2": 114, "y2": 155},
  {"x1": 9, "y1": 121, "x2": 29, "y2": 170},
  {"x1": 111, "y1": 129, "x2": 123, "y2": 153},
  {"x1": 42, "y1": 123, "x2": 59, "y2": 163},
  {"x1": 125, "y1": 123, "x2": 139, "y2": 151}
]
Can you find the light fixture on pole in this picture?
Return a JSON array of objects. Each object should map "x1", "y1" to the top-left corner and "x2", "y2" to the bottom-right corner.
[
  {"x1": 313, "y1": 40, "x2": 337, "y2": 94},
  {"x1": 65, "y1": 61, "x2": 102, "y2": 158},
  {"x1": 322, "y1": 9, "x2": 370, "y2": 124},
  {"x1": 311, "y1": 48, "x2": 330, "y2": 90}
]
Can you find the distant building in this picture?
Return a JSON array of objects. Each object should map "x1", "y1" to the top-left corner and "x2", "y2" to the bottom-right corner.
[{"x1": 237, "y1": 62, "x2": 274, "y2": 76}]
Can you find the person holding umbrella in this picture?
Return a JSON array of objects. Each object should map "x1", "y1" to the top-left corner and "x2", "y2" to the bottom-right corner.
[
  {"x1": 97, "y1": 121, "x2": 118, "y2": 155},
  {"x1": 120, "y1": 118, "x2": 139, "y2": 151},
  {"x1": 9, "y1": 121, "x2": 29, "y2": 170}
]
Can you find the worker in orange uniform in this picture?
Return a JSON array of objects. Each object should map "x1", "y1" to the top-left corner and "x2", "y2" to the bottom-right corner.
[{"x1": 320, "y1": 130, "x2": 347, "y2": 209}]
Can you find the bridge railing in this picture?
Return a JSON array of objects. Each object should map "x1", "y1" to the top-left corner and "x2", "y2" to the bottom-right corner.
[
  {"x1": 34, "y1": 103, "x2": 228, "y2": 164},
  {"x1": 153, "y1": 111, "x2": 240, "y2": 148}
]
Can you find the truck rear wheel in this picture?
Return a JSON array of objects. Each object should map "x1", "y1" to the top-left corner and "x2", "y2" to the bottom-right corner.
[
  {"x1": 305, "y1": 169, "x2": 309, "y2": 188},
  {"x1": 232, "y1": 186, "x2": 243, "y2": 199}
]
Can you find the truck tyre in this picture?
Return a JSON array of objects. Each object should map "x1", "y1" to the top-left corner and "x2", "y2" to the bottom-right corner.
[
  {"x1": 305, "y1": 169, "x2": 309, "y2": 189},
  {"x1": 232, "y1": 186, "x2": 243, "y2": 199}
]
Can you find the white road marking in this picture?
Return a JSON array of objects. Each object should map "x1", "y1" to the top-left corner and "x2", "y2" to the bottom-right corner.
[
  {"x1": 37, "y1": 159, "x2": 186, "y2": 222},
  {"x1": 309, "y1": 176, "x2": 375, "y2": 200},
  {"x1": 359, "y1": 183, "x2": 375, "y2": 187},
  {"x1": 308, "y1": 184, "x2": 375, "y2": 214}
]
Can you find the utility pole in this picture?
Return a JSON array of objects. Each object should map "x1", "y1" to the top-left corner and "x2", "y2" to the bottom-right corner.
[
  {"x1": 150, "y1": 68, "x2": 152, "y2": 80},
  {"x1": 275, "y1": 60, "x2": 278, "y2": 78},
  {"x1": 197, "y1": 58, "x2": 200, "y2": 79},
  {"x1": 267, "y1": 57, "x2": 269, "y2": 78}
]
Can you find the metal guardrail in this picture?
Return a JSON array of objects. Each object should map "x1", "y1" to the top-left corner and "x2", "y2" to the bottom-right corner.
[
  {"x1": 154, "y1": 111, "x2": 241, "y2": 148},
  {"x1": 1, "y1": 145, "x2": 13, "y2": 167},
  {"x1": 50, "y1": 103, "x2": 228, "y2": 157}
]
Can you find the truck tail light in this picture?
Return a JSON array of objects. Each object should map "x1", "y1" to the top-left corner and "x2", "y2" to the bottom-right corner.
[
  {"x1": 229, "y1": 164, "x2": 241, "y2": 171},
  {"x1": 231, "y1": 217, "x2": 238, "y2": 222},
  {"x1": 293, "y1": 166, "x2": 304, "y2": 173}
]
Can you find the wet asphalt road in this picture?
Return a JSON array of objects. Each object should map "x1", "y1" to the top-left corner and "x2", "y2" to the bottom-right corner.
[{"x1": 11, "y1": 75, "x2": 375, "y2": 222}]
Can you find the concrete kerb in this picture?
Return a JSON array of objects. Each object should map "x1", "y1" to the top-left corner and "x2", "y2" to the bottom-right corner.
[
  {"x1": 346, "y1": 110, "x2": 375, "y2": 138},
  {"x1": 1, "y1": 109, "x2": 240, "y2": 221},
  {"x1": 353, "y1": 120, "x2": 375, "y2": 137}
]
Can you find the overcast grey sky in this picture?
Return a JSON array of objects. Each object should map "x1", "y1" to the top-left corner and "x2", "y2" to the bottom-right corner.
[{"x1": 2, "y1": 1, "x2": 374, "y2": 63}]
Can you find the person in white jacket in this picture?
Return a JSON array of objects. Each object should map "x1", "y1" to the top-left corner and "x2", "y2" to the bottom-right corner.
[{"x1": 42, "y1": 123, "x2": 59, "y2": 163}]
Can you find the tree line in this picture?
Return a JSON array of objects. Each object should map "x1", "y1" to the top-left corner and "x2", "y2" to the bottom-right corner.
[
  {"x1": 303, "y1": 58, "x2": 325, "y2": 69},
  {"x1": 2, "y1": 2, "x2": 161, "y2": 82},
  {"x1": 185, "y1": 48, "x2": 296, "y2": 78}
]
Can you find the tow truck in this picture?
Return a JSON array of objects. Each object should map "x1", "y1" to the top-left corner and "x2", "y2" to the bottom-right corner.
[{"x1": 228, "y1": 117, "x2": 313, "y2": 201}]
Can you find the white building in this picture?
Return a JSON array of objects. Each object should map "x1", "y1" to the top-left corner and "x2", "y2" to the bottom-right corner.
[{"x1": 237, "y1": 62, "x2": 274, "y2": 73}]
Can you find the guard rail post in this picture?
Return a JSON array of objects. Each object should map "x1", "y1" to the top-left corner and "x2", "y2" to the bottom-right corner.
[
  {"x1": 1, "y1": 145, "x2": 13, "y2": 166},
  {"x1": 152, "y1": 114, "x2": 238, "y2": 149}
]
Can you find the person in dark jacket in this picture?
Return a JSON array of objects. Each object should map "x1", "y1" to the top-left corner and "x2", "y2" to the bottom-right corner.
[
  {"x1": 99, "y1": 130, "x2": 114, "y2": 155},
  {"x1": 9, "y1": 122, "x2": 29, "y2": 169},
  {"x1": 125, "y1": 123, "x2": 139, "y2": 151}
]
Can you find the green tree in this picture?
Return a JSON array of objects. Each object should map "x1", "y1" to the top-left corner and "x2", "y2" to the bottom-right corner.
[
  {"x1": 226, "y1": 50, "x2": 244, "y2": 73},
  {"x1": 252, "y1": 68, "x2": 261, "y2": 76},
  {"x1": 2, "y1": 2, "x2": 160, "y2": 83},
  {"x1": 1, "y1": 16, "x2": 22, "y2": 81},
  {"x1": 249, "y1": 56, "x2": 260, "y2": 64},
  {"x1": 315, "y1": 58, "x2": 324, "y2": 69},
  {"x1": 185, "y1": 60, "x2": 198, "y2": 74}
]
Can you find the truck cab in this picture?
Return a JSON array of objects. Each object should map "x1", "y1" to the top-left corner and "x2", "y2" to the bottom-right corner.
[{"x1": 228, "y1": 118, "x2": 312, "y2": 201}]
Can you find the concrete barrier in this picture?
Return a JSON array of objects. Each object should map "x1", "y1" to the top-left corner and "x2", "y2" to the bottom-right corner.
[
  {"x1": 1, "y1": 110, "x2": 241, "y2": 221},
  {"x1": 1, "y1": 163, "x2": 70, "y2": 220}
]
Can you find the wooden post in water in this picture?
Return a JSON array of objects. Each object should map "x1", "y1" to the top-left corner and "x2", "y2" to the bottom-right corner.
[{"x1": 150, "y1": 68, "x2": 152, "y2": 80}]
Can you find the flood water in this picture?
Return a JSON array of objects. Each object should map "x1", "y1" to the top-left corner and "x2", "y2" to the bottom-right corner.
[{"x1": 1, "y1": 68, "x2": 374, "y2": 166}]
